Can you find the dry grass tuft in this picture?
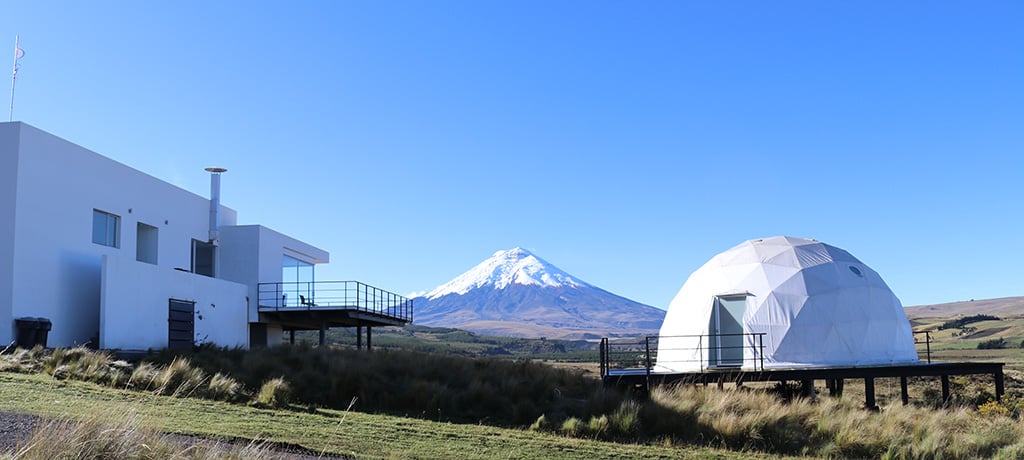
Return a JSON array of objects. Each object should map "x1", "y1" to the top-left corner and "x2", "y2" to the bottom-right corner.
[
  {"x1": 254, "y1": 377, "x2": 291, "y2": 409},
  {"x1": 153, "y1": 357, "x2": 207, "y2": 397},
  {"x1": 44, "y1": 346, "x2": 129, "y2": 386},
  {"x1": 12, "y1": 409, "x2": 282, "y2": 459},
  {"x1": 208, "y1": 372, "x2": 245, "y2": 402}
]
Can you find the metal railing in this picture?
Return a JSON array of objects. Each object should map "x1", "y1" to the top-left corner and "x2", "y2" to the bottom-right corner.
[
  {"x1": 914, "y1": 331, "x2": 933, "y2": 363},
  {"x1": 257, "y1": 281, "x2": 413, "y2": 322},
  {"x1": 600, "y1": 333, "x2": 767, "y2": 378}
]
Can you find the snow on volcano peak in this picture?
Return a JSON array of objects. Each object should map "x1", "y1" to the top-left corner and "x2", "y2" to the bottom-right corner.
[{"x1": 424, "y1": 247, "x2": 588, "y2": 299}]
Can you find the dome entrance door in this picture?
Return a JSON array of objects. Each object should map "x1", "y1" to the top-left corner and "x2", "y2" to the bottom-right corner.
[{"x1": 710, "y1": 295, "x2": 746, "y2": 367}]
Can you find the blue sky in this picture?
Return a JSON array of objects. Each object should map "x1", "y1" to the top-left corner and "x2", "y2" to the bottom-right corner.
[{"x1": 3, "y1": 1, "x2": 1021, "y2": 309}]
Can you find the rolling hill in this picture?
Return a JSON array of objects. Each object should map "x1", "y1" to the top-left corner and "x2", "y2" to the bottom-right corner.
[{"x1": 904, "y1": 296, "x2": 1024, "y2": 319}]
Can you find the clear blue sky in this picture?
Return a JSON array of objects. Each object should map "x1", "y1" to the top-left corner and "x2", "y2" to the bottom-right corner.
[{"x1": 3, "y1": 2, "x2": 1021, "y2": 309}]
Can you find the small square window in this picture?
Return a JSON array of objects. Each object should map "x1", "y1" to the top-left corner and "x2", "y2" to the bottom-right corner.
[{"x1": 92, "y1": 209, "x2": 120, "y2": 248}]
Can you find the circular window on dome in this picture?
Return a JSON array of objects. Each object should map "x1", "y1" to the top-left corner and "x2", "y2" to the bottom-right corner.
[{"x1": 849, "y1": 266, "x2": 863, "y2": 277}]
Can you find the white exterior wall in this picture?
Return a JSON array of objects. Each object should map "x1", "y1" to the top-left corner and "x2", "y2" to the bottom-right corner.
[
  {"x1": 100, "y1": 255, "x2": 248, "y2": 350},
  {"x1": 1, "y1": 122, "x2": 237, "y2": 347},
  {"x1": 0, "y1": 124, "x2": 20, "y2": 345},
  {"x1": 219, "y1": 225, "x2": 328, "y2": 323}
]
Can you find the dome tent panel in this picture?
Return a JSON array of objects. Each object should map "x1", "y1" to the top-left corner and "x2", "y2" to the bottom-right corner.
[
  {"x1": 792, "y1": 244, "x2": 836, "y2": 268},
  {"x1": 756, "y1": 241, "x2": 800, "y2": 266},
  {"x1": 655, "y1": 236, "x2": 919, "y2": 371}
]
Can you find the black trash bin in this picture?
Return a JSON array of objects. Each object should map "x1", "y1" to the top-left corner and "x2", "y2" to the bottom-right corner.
[
  {"x1": 14, "y1": 317, "x2": 39, "y2": 349},
  {"x1": 35, "y1": 318, "x2": 51, "y2": 348}
]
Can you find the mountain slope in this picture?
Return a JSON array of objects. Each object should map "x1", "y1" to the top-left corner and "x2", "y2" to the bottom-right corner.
[
  {"x1": 414, "y1": 248, "x2": 666, "y2": 340},
  {"x1": 904, "y1": 296, "x2": 1024, "y2": 319}
]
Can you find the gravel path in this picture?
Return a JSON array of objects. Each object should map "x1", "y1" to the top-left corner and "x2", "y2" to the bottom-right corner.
[
  {"x1": 0, "y1": 412, "x2": 39, "y2": 453},
  {"x1": 0, "y1": 411, "x2": 344, "y2": 459}
]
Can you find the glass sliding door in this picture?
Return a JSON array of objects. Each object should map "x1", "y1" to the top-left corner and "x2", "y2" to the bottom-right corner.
[{"x1": 282, "y1": 255, "x2": 314, "y2": 306}]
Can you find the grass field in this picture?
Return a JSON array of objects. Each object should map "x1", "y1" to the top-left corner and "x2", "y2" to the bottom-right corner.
[
  {"x1": 911, "y1": 315, "x2": 1024, "y2": 369},
  {"x1": 4, "y1": 305, "x2": 1024, "y2": 458},
  {"x1": 296, "y1": 324, "x2": 600, "y2": 361},
  {"x1": 0, "y1": 371, "x2": 771, "y2": 460}
]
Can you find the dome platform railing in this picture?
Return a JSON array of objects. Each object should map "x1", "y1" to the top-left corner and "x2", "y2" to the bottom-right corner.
[
  {"x1": 599, "y1": 333, "x2": 767, "y2": 388},
  {"x1": 600, "y1": 332, "x2": 1004, "y2": 410}
]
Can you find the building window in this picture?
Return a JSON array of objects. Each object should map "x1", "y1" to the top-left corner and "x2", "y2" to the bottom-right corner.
[
  {"x1": 136, "y1": 222, "x2": 158, "y2": 264},
  {"x1": 282, "y1": 255, "x2": 314, "y2": 306},
  {"x1": 92, "y1": 209, "x2": 120, "y2": 248},
  {"x1": 191, "y1": 239, "x2": 215, "y2": 277}
]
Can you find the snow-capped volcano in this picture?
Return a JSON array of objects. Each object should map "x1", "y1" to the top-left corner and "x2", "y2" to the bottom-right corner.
[
  {"x1": 414, "y1": 248, "x2": 666, "y2": 340},
  {"x1": 425, "y1": 247, "x2": 587, "y2": 299}
]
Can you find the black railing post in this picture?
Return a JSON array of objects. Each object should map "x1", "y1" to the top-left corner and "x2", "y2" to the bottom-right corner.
[
  {"x1": 599, "y1": 338, "x2": 607, "y2": 378},
  {"x1": 698, "y1": 334, "x2": 704, "y2": 372},
  {"x1": 759, "y1": 334, "x2": 764, "y2": 371},
  {"x1": 926, "y1": 331, "x2": 932, "y2": 364},
  {"x1": 644, "y1": 336, "x2": 653, "y2": 392}
]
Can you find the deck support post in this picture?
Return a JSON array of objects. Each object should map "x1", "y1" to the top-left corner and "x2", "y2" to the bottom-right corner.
[
  {"x1": 900, "y1": 377, "x2": 909, "y2": 405},
  {"x1": 289, "y1": 330, "x2": 295, "y2": 345},
  {"x1": 864, "y1": 378, "x2": 877, "y2": 410},
  {"x1": 367, "y1": 326, "x2": 372, "y2": 351},
  {"x1": 356, "y1": 326, "x2": 362, "y2": 350},
  {"x1": 801, "y1": 379, "x2": 814, "y2": 398},
  {"x1": 941, "y1": 375, "x2": 950, "y2": 404},
  {"x1": 996, "y1": 369, "x2": 1005, "y2": 402},
  {"x1": 826, "y1": 379, "x2": 844, "y2": 397},
  {"x1": 318, "y1": 320, "x2": 326, "y2": 346}
]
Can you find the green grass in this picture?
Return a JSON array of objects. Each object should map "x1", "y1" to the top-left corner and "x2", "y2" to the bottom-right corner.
[
  {"x1": 913, "y1": 315, "x2": 1024, "y2": 369},
  {"x1": 0, "y1": 372, "x2": 762, "y2": 460}
]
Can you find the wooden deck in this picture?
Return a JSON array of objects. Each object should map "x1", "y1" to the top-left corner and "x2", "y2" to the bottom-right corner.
[{"x1": 603, "y1": 362, "x2": 1005, "y2": 409}]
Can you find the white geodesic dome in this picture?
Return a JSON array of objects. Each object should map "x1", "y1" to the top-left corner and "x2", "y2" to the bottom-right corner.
[{"x1": 655, "y1": 236, "x2": 918, "y2": 371}]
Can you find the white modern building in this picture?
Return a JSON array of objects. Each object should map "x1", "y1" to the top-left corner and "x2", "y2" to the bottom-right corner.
[{"x1": 0, "y1": 122, "x2": 410, "y2": 351}]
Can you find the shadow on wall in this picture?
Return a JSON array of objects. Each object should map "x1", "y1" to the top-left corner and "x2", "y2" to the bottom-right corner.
[{"x1": 58, "y1": 250, "x2": 102, "y2": 346}]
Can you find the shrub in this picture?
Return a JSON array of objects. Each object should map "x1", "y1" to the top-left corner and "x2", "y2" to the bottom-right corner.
[
  {"x1": 0, "y1": 345, "x2": 45, "y2": 373},
  {"x1": 208, "y1": 372, "x2": 244, "y2": 402},
  {"x1": 586, "y1": 415, "x2": 609, "y2": 437},
  {"x1": 939, "y1": 314, "x2": 1000, "y2": 330},
  {"x1": 128, "y1": 362, "x2": 160, "y2": 391},
  {"x1": 610, "y1": 400, "x2": 640, "y2": 435},
  {"x1": 254, "y1": 377, "x2": 291, "y2": 408},
  {"x1": 43, "y1": 346, "x2": 128, "y2": 387},
  {"x1": 978, "y1": 400, "x2": 1011, "y2": 418},
  {"x1": 154, "y1": 357, "x2": 207, "y2": 397},
  {"x1": 560, "y1": 417, "x2": 582, "y2": 436},
  {"x1": 528, "y1": 414, "x2": 546, "y2": 431},
  {"x1": 146, "y1": 344, "x2": 603, "y2": 426},
  {"x1": 977, "y1": 338, "x2": 1007, "y2": 350}
]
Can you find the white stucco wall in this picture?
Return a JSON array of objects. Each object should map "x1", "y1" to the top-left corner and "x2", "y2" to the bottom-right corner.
[
  {"x1": 2, "y1": 122, "x2": 238, "y2": 347},
  {"x1": 100, "y1": 255, "x2": 248, "y2": 350},
  {"x1": 219, "y1": 225, "x2": 328, "y2": 323},
  {"x1": 0, "y1": 124, "x2": 20, "y2": 346}
]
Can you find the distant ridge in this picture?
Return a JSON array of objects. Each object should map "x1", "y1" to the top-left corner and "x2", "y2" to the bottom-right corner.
[
  {"x1": 413, "y1": 248, "x2": 665, "y2": 340},
  {"x1": 904, "y1": 296, "x2": 1024, "y2": 319}
]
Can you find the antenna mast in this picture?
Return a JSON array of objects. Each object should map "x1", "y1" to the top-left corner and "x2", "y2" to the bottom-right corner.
[{"x1": 9, "y1": 35, "x2": 21, "y2": 122}]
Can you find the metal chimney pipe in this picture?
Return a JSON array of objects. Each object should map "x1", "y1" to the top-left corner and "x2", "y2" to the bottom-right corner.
[{"x1": 205, "y1": 167, "x2": 227, "y2": 245}]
